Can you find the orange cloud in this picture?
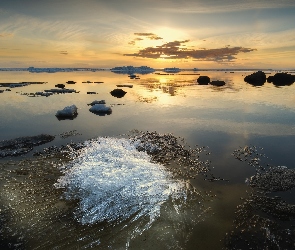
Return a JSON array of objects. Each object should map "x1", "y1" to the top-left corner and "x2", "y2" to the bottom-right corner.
[{"x1": 0, "y1": 33, "x2": 13, "y2": 38}]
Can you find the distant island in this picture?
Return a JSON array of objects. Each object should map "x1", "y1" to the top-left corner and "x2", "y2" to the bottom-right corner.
[{"x1": 0, "y1": 66, "x2": 293, "y2": 73}]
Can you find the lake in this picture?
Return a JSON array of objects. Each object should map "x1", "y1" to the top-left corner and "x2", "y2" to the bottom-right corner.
[{"x1": 0, "y1": 70, "x2": 295, "y2": 249}]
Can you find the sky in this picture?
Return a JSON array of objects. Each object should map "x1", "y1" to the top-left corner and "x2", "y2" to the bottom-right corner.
[{"x1": 0, "y1": 0, "x2": 295, "y2": 69}]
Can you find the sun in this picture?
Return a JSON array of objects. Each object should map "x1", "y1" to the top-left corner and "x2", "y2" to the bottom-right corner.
[{"x1": 154, "y1": 27, "x2": 188, "y2": 42}]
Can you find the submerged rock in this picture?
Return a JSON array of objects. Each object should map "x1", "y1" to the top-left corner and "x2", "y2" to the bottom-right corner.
[
  {"x1": 197, "y1": 76, "x2": 210, "y2": 85},
  {"x1": 110, "y1": 88, "x2": 127, "y2": 98},
  {"x1": 0, "y1": 134, "x2": 55, "y2": 157},
  {"x1": 244, "y1": 71, "x2": 266, "y2": 86},
  {"x1": 55, "y1": 105, "x2": 78, "y2": 119},
  {"x1": 55, "y1": 84, "x2": 65, "y2": 89},
  {"x1": 210, "y1": 80, "x2": 226, "y2": 86}
]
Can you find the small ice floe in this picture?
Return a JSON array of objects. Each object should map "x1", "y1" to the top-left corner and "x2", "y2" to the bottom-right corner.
[
  {"x1": 82, "y1": 81, "x2": 93, "y2": 83},
  {"x1": 55, "y1": 105, "x2": 78, "y2": 119},
  {"x1": 0, "y1": 90, "x2": 4, "y2": 93},
  {"x1": 35, "y1": 92, "x2": 53, "y2": 97},
  {"x1": 87, "y1": 91, "x2": 97, "y2": 94},
  {"x1": 44, "y1": 88, "x2": 79, "y2": 93},
  {"x1": 87, "y1": 100, "x2": 106, "y2": 106},
  {"x1": 89, "y1": 104, "x2": 112, "y2": 115},
  {"x1": 9, "y1": 83, "x2": 29, "y2": 88},
  {"x1": 116, "y1": 84, "x2": 133, "y2": 88}
]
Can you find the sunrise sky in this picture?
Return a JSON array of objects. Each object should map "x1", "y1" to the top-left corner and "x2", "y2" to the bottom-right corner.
[{"x1": 1, "y1": 0, "x2": 295, "y2": 69}]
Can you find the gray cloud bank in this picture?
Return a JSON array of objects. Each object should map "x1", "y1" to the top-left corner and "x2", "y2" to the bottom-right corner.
[{"x1": 124, "y1": 40, "x2": 256, "y2": 62}]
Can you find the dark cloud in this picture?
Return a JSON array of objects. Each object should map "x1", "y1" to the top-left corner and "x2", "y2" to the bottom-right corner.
[
  {"x1": 124, "y1": 40, "x2": 256, "y2": 62},
  {"x1": 128, "y1": 37, "x2": 143, "y2": 45},
  {"x1": 60, "y1": 51, "x2": 68, "y2": 55},
  {"x1": 134, "y1": 33, "x2": 155, "y2": 36}
]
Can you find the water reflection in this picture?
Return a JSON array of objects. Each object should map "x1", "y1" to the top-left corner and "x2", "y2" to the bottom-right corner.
[{"x1": 0, "y1": 70, "x2": 295, "y2": 249}]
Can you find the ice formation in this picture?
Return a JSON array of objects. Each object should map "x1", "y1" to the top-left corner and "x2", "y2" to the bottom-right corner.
[
  {"x1": 55, "y1": 105, "x2": 78, "y2": 117},
  {"x1": 55, "y1": 137, "x2": 187, "y2": 227},
  {"x1": 89, "y1": 104, "x2": 112, "y2": 113}
]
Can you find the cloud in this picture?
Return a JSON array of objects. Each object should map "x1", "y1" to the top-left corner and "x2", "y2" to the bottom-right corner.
[
  {"x1": 124, "y1": 40, "x2": 256, "y2": 61},
  {"x1": 0, "y1": 33, "x2": 13, "y2": 38},
  {"x1": 152, "y1": 0, "x2": 295, "y2": 14},
  {"x1": 134, "y1": 33, "x2": 163, "y2": 40},
  {"x1": 60, "y1": 51, "x2": 68, "y2": 55}
]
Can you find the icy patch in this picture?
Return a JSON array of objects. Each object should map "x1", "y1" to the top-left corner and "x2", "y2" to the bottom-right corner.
[
  {"x1": 55, "y1": 137, "x2": 187, "y2": 228},
  {"x1": 89, "y1": 104, "x2": 112, "y2": 113},
  {"x1": 55, "y1": 104, "x2": 78, "y2": 118}
]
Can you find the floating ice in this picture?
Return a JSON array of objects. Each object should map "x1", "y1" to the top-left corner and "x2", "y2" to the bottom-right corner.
[
  {"x1": 55, "y1": 137, "x2": 187, "y2": 227},
  {"x1": 55, "y1": 105, "x2": 78, "y2": 118},
  {"x1": 89, "y1": 104, "x2": 112, "y2": 113}
]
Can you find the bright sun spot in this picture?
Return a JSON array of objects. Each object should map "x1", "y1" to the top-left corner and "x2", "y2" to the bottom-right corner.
[{"x1": 155, "y1": 27, "x2": 188, "y2": 42}]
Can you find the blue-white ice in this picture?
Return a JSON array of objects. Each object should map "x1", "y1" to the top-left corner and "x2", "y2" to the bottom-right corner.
[{"x1": 55, "y1": 137, "x2": 187, "y2": 228}]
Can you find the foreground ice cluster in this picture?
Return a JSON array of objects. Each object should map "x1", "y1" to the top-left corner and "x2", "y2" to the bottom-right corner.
[{"x1": 55, "y1": 137, "x2": 187, "y2": 226}]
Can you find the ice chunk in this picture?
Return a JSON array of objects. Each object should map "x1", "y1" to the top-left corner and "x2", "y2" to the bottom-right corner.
[
  {"x1": 55, "y1": 105, "x2": 78, "y2": 118},
  {"x1": 89, "y1": 104, "x2": 112, "y2": 113},
  {"x1": 55, "y1": 137, "x2": 187, "y2": 227}
]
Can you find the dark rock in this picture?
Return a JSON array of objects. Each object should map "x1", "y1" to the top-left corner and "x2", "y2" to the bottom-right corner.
[
  {"x1": 244, "y1": 71, "x2": 266, "y2": 86},
  {"x1": 110, "y1": 89, "x2": 127, "y2": 98},
  {"x1": 197, "y1": 76, "x2": 210, "y2": 85},
  {"x1": 55, "y1": 84, "x2": 65, "y2": 89},
  {"x1": 268, "y1": 73, "x2": 295, "y2": 86},
  {"x1": 267, "y1": 75, "x2": 274, "y2": 83},
  {"x1": 0, "y1": 134, "x2": 55, "y2": 158},
  {"x1": 210, "y1": 80, "x2": 226, "y2": 87},
  {"x1": 66, "y1": 80, "x2": 76, "y2": 84},
  {"x1": 87, "y1": 92, "x2": 97, "y2": 94}
]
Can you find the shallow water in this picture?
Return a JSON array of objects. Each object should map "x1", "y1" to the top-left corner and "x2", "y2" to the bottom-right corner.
[{"x1": 0, "y1": 70, "x2": 295, "y2": 249}]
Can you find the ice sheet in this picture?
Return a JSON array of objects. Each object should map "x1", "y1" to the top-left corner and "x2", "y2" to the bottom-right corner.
[{"x1": 55, "y1": 137, "x2": 187, "y2": 229}]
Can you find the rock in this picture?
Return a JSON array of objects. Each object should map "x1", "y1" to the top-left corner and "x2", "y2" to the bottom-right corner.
[
  {"x1": 110, "y1": 89, "x2": 127, "y2": 98},
  {"x1": 0, "y1": 90, "x2": 4, "y2": 93},
  {"x1": 66, "y1": 80, "x2": 76, "y2": 84},
  {"x1": 89, "y1": 104, "x2": 112, "y2": 114},
  {"x1": 0, "y1": 134, "x2": 55, "y2": 158},
  {"x1": 55, "y1": 84, "x2": 65, "y2": 89},
  {"x1": 197, "y1": 76, "x2": 210, "y2": 85},
  {"x1": 267, "y1": 75, "x2": 274, "y2": 83},
  {"x1": 244, "y1": 71, "x2": 266, "y2": 86},
  {"x1": 87, "y1": 92, "x2": 97, "y2": 94},
  {"x1": 87, "y1": 100, "x2": 106, "y2": 106},
  {"x1": 268, "y1": 73, "x2": 295, "y2": 86},
  {"x1": 210, "y1": 80, "x2": 226, "y2": 86},
  {"x1": 55, "y1": 105, "x2": 78, "y2": 118}
]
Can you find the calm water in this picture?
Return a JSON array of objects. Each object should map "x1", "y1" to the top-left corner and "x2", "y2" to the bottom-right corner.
[{"x1": 0, "y1": 70, "x2": 295, "y2": 249}]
